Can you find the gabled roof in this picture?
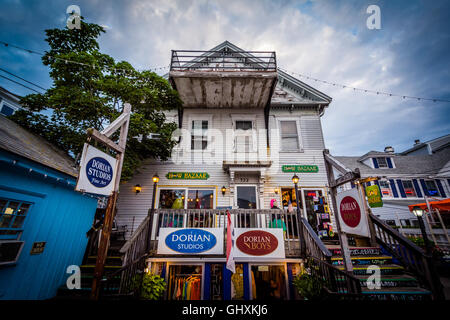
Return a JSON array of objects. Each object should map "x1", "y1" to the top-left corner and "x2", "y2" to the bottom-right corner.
[
  {"x1": 358, "y1": 150, "x2": 395, "y2": 162},
  {"x1": 0, "y1": 86, "x2": 22, "y2": 102},
  {"x1": 0, "y1": 115, "x2": 78, "y2": 177},
  {"x1": 401, "y1": 134, "x2": 450, "y2": 155},
  {"x1": 165, "y1": 40, "x2": 332, "y2": 109}
]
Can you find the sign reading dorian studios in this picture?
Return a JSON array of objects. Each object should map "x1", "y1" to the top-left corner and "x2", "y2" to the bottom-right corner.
[
  {"x1": 336, "y1": 188, "x2": 369, "y2": 237},
  {"x1": 157, "y1": 228, "x2": 223, "y2": 255},
  {"x1": 75, "y1": 143, "x2": 117, "y2": 196}
]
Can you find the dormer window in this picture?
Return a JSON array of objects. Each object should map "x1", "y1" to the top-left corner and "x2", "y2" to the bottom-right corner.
[
  {"x1": 373, "y1": 157, "x2": 393, "y2": 168},
  {"x1": 376, "y1": 157, "x2": 388, "y2": 168}
]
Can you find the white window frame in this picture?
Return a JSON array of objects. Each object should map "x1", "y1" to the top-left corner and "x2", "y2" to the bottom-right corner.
[
  {"x1": 277, "y1": 118, "x2": 303, "y2": 152},
  {"x1": 156, "y1": 187, "x2": 216, "y2": 210},
  {"x1": 188, "y1": 114, "x2": 213, "y2": 152},
  {"x1": 379, "y1": 180, "x2": 393, "y2": 197},
  {"x1": 376, "y1": 157, "x2": 389, "y2": 168},
  {"x1": 401, "y1": 180, "x2": 417, "y2": 198},
  {"x1": 424, "y1": 180, "x2": 440, "y2": 197},
  {"x1": 234, "y1": 184, "x2": 259, "y2": 209},
  {"x1": 231, "y1": 114, "x2": 257, "y2": 153}
]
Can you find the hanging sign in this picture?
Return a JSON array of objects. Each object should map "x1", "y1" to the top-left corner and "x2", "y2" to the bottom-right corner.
[
  {"x1": 234, "y1": 228, "x2": 285, "y2": 258},
  {"x1": 336, "y1": 188, "x2": 369, "y2": 237},
  {"x1": 166, "y1": 172, "x2": 210, "y2": 180},
  {"x1": 75, "y1": 143, "x2": 117, "y2": 196},
  {"x1": 157, "y1": 228, "x2": 223, "y2": 255},
  {"x1": 282, "y1": 165, "x2": 318, "y2": 173},
  {"x1": 366, "y1": 185, "x2": 383, "y2": 208}
]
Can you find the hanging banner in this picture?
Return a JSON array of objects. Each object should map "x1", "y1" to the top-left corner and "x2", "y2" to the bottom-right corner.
[
  {"x1": 366, "y1": 185, "x2": 383, "y2": 208},
  {"x1": 75, "y1": 143, "x2": 117, "y2": 196},
  {"x1": 336, "y1": 188, "x2": 369, "y2": 237}
]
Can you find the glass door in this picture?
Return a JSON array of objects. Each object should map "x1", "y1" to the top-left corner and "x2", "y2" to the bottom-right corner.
[{"x1": 235, "y1": 185, "x2": 258, "y2": 209}]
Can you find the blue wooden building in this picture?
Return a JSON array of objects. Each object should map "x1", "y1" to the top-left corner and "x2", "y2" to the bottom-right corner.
[{"x1": 0, "y1": 115, "x2": 97, "y2": 299}]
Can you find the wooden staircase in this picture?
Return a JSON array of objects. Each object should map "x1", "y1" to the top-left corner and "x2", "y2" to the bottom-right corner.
[
  {"x1": 54, "y1": 240, "x2": 125, "y2": 299},
  {"x1": 327, "y1": 245, "x2": 433, "y2": 300}
]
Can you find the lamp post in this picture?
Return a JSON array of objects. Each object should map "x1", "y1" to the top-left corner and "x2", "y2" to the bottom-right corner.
[
  {"x1": 412, "y1": 206, "x2": 432, "y2": 255},
  {"x1": 292, "y1": 174, "x2": 305, "y2": 255},
  {"x1": 147, "y1": 174, "x2": 159, "y2": 251}
]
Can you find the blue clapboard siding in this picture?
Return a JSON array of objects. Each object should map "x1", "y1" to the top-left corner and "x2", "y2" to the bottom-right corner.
[
  {"x1": 372, "y1": 158, "x2": 379, "y2": 168},
  {"x1": 203, "y1": 263, "x2": 211, "y2": 300},
  {"x1": 412, "y1": 179, "x2": 423, "y2": 198},
  {"x1": 222, "y1": 263, "x2": 231, "y2": 300},
  {"x1": 243, "y1": 263, "x2": 250, "y2": 300},
  {"x1": 389, "y1": 179, "x2": 399, "y2": 198},
  {"x1": 396, "y1": 179, "x2": 407, "y2": 198},
  {"x1": 0, "y1": 150, "x2": 97, "y2": 300},
  {"x1": 436, "y1": 180, "x2": 446, "y2": 198}
]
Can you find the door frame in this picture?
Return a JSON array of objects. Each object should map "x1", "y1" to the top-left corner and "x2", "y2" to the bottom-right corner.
[
  {"x1": 247, "y1": 262, "x2": 289, "y2": 300},
  {"x1": 234, "y1": 184, "x2": 259, "y2": 209}
]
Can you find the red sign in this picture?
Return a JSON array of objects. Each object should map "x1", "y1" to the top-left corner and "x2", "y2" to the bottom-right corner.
[
  {"x1": 339, "y1": 196, "x2": 361, "y2": 228},
  {"x1": 236, "y1": 230, "x2": 278, "y2": 256}
]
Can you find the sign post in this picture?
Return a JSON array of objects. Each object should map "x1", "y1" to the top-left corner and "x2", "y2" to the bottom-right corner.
[{"x1": 77, "y1": 103, "x2": 131, "y2": 301}]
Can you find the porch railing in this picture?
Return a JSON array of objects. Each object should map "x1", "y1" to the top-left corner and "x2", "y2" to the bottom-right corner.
[
  {"x1": 170, "y1": 49, "x2": 277, "y2": 72},
  {"x1": 369, "y1": 213, "x2": 445, "y2": 300}
]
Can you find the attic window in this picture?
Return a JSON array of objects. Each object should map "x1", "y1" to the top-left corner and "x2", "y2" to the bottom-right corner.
[{"x1": 376, "y1": 157, "x2": 388, "y2": 168}]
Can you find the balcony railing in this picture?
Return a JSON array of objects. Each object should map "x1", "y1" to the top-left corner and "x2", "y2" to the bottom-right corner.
[
  {"x1": 170, "y1": 50, "x2": 277, "y2": 72},
  {"x1": 147, "y1": 209, "x2": 301, "y2": 257}
]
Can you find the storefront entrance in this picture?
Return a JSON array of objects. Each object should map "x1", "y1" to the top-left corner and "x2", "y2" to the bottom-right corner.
[
  {"x1": 235, "y1": 185, "x2": 258, "y2": 209},
  {"x1": 250, "y1": 264, "x2": 287, "y2": 300}
]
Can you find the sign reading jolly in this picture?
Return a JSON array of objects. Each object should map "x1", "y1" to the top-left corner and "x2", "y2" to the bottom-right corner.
[{"x1": 75, "y1": 143, "x2": 117, "y2": 196}]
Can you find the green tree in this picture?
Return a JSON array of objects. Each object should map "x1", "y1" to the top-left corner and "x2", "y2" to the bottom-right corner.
[{"x1": 10, "y1": 19, "x2": 181, "y2": 180}]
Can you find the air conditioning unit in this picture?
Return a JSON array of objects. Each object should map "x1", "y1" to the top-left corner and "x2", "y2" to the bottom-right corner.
[{"x1": 0, "y1": 241, "x2": 25, "y2": 265}]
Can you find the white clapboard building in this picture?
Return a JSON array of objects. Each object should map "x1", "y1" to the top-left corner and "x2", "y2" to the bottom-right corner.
[{"x1": 114, "y1": 41, "x2": 335, "y2": 300}]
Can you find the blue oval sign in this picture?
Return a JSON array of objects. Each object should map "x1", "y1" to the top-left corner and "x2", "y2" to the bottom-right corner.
[
  {"x1": 86, "y1": 157, "x2": 113, "y2": 188},
  {"x1": 165, "y1": 229, "x2": 217, "y2": 254}
]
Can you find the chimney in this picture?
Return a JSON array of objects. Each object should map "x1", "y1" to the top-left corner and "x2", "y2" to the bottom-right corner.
[
  {"x1": 414, "y1": 139, "x2": 421, "y2": 145},
  {"x1": 384, "y1": 146, "x2": 394, "y2": 153}
]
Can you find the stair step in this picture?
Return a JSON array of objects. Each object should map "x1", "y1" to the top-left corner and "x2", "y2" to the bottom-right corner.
[
  {"x1": 337, "y1": 264, "x2": 405, "y2": 275},
  {"x1": 331, "y1": 256, "x2": 392, "y2": 266},
  {"x1": 328, "y1": 246, "x2": 381, "y2": 256},
  {"x1": 356, "y1": 275, "x2": 420, "y2": 288},
  {"x1": 362, "y1": 286, "x2": 431, "y2": 294}
]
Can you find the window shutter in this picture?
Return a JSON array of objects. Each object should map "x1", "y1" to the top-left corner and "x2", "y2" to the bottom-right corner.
[
  {"x1": 350, "y1": 181, "x2": 355, "y2": 189},
  {"x1": 436, "y1": 180, "x2": 446, "y2": 198},
  {"x1": 389, "y1": 179, "x2": 399, "y2": 198},
  {"x1": 420, "y1": 179, "x2": 429, "y2": 196},
  {"x1": 386, "y1": 158, "x2": 393, "y2": 168},
  {"x1": 412, "y1": 179, "x2": 423, "y2": 198},
  {"x1": 372, "y1": 158, "x2": 379, "y2": 168},
  {"x1": 374, "y1": 180, "x2": 382, "y2": 198},
  {"x1": 396, "y1": 179, "x2": 406, "y2": 198}
]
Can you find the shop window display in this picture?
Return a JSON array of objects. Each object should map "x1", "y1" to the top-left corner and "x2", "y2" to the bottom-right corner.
[
  {"x1": 251, "y1": 265, "x2": 287, "y2": 300},
  {"x1": 167, "y1": 265, "x2": 202, "y2": 300},
  {"x1": 231, "y1": 264, "x2": 244, "y2": 300},
  {"x1": 210, "y1": 264, "x2": 223, "y2": 300}
]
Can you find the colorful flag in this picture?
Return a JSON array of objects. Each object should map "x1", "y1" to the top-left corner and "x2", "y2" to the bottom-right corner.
[{"x1": 226, "y1": 210, "x2": 235, "y2": 273}]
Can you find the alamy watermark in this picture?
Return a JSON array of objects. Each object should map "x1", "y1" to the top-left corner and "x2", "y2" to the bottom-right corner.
[
  {"x1": 366, "y1": 5, "x2": 381, "y2": 30},
  {"x1": 66, "y1": 5, "x2": 81, "y2": 30}
]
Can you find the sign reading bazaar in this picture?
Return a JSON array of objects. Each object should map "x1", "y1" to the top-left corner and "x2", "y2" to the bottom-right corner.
[
  {"x1": 281, "y1": 165, "x2": 318, "y2": 173},
  {"x1": 166, "y1": 172, "x2": 210, "y2": 180}
]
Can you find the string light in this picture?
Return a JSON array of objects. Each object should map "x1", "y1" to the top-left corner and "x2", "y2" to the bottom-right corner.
[
  {"x1": 279, "y1": 67, "x2": 450, "y2": 103},
  {"x1": 0, "y1": 40, "x2": 169, "y2": 73}
]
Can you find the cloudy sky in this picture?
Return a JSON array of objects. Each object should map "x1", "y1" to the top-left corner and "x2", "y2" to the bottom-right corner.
[{"x1": 0, "y1": 0, "x2": 449, "y2": 155}]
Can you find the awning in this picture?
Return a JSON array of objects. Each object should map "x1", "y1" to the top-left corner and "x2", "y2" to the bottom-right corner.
[{"x1": 408, "y1": 198, "x2": 450, "y2": 212}]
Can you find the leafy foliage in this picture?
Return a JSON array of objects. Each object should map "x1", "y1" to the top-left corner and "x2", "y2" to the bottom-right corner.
[
  {"x1": 10, "y1": 19, "x2": 181, "y2": 181},
  {"x1": 292, "y1": 262, "x2": 326, "y2": 300},
  {"x1": 130, "y1": 272, "x2": 166, "y2": 300}
]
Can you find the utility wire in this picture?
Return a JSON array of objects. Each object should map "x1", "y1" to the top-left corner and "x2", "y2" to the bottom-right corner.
[
  {"x1": 0, "y1": 40, "x2": 170, "y2": 73},
  {"x1": 0, "y1": 67, "x2": 47, "y2": 91},
  {"x1": 279, "y1": 67, "x2": 450, "y2": 103},
  {"x1": 0, "y1": 74, "x2": 43, "y2": 93}
]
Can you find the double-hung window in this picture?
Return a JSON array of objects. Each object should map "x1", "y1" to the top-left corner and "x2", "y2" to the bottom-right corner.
[
  {"x1": 280, "y1": 120, "x2": 300, "y2": 151},
  {"x1": 376, "y1": 157, "x2": 388, "y2": 168},
  {"x1": 191, "y1": 120, "x2": 209, "y2": 150},
  {"x1": 0, "y1": 199, "x2": 31, "y2": 236},
  {"x1": 235, "y1": 120, "x2": 254, "y2": 153},
  {"x1": 402, "y1": 180, "x2": 416, "y2": 197},
  {"x1": 379, "y1": 180, "x2": 392, "y2": 197},
  {"x1": 424, "y1": 180, "x2": 440, "y2": 197}
]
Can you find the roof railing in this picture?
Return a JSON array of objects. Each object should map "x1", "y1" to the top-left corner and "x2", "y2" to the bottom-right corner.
[{"x1": 170, "y1": 49, "x2": 277, "y2": 72}]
